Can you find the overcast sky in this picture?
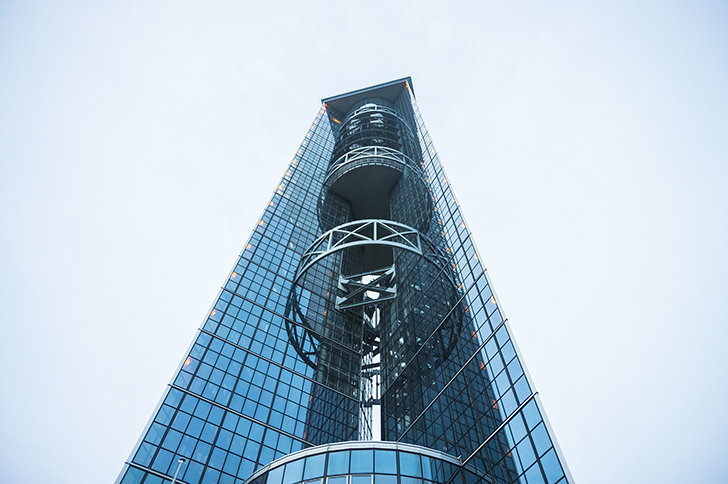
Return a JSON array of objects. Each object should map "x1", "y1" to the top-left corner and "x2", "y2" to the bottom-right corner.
[{"x1": 1, "y1": 2, "x2": 727, "y2": 484}]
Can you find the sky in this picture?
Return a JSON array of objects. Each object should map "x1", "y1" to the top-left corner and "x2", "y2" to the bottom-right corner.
[{"x1": 1, "y1": 1, "x2": 727, "y2": 483}]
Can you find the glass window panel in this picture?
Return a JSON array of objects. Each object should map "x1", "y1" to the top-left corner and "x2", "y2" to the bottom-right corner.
[
  {"x1": 162, "y1": 429, "x2": 183, "y2": 452},
  {"x1": 501, "y1": 341, "x2": 516, "y2": 363},
  {"x1": 132, "y1": 442, "x2": 155, "y2": 466},
  {"x1": 267, "y1": 466, "x2": 284, "y2": 484},
  {"x1": 374, "y1": 475, "x2": 397, "y2": 484},
  {"x1": 531, "y1": 423, "x2": 552, "y2": 457},
  {"x1": 240, "y1": 460, "x2": 256, "y2": 480},
  {"x1": 420, "y1": 456, "x2": 434, "y2": 481},
  {"x1": 501, "y1": 389, "x2": 518, "y2": 416},
  {"x1": 439, "y1": 460, "x2": 456, "y2": 481},
  {"x1": 177, "y1": 435, "x2": 197, "y2": 459},
  {"x1": 327, "y1": 451, "x2": 350, "y2": 475},
  {"x1": 259, "y1": 446, "x2": 275, "y2": 465},
  {"x1": 201, "y1": 469, "x2": 220, "y2": 484},
  {"x1": 399, "y1": 452, "x2": 422, "y2": 477},
  {"x1": 145, "y1": 423, "x2": 166, "y2": 446},
  {"x1": 495, "y1": 369, "x2": 510, "y2": 395},
  {"x1": 208, "y1": 447, "x2": 226, "y2": 470},
  {"x1": 523, "y1": 401, "x2": 542, "y2": 430},
  {"x1": 351, "y1": 450, "x2": 374, "y2": 473},
  {"x1": 151, "y1": 449, "x2": 174, "y2": 473},
  {"x1": 514, "y1": 376, "x2": 531, "y2": 404},
  {"x1": 327, "y1": 477, "x2": 347, "y2": 484},
  {"x1": 352, "y1": 476, "x2": 372, "y2": 484},
  {"x1": 540, "y1": 449, "x2": 565, "y2": 484},
  {"x1": 120, "y1": 467, "x2": 144, "y2": 484},
  {"x1": 223, "y1": 454, "x2": 241, "y2": 476},
  {"x1": 194, "y1": 441, "x2": 212, "y2": 463},
  {"x1": 304, "y1": 454, "x2": 326, "y2": 479},
  {"x1": 209, "y1": 406, "x2": 224, "y2": 425},
  {"x1": 524, "y1": 464, "x2": 545, "y2": 484},
  {"x1": 171, "y1": 412, "x2": 191, "y2": 432},
  {"x1": 374, "y1": 450, "x2": 397, "y2": 474},
  {"x1": 509, "y1": 414, "x2": 528, "y2": 444},
  {"x1": 507, "y1": 358, "x2": 524, "y2": 385},
  {"x1": 516, "y1": 438, "x2": 537, "y2": 470},
  {"x1": 184, "y1": 461, "x2": 204, "y2": 484},
  {"x1": 180, "y1": 395, "x2": 198, "y2": 414},
  {"x1": 401, "y1": 478, "x2": 423, "y2": 484},
  {"x1": 490, "y1": 354, "x2": 505, "y2": 377},
  {"x1": 283, "y1": 459, "x2": 304, "y2": 484}
]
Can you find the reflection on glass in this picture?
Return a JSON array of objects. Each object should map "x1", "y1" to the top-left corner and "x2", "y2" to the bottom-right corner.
[
  {"x1": 374, "y1": 475, "x2": 397, "y2": 484},
  {"x1": 283, "y1": 459, "x2": 304, "y2": 484},
  {"x1": 399, "y1": 452, "x2": 422, "y2": 477},
  {"x1": 304, "y1": 454, "x2": 326, "y2": 480},
  {"x1": 350, "y1": 450, "x2": 374, "y2": 474},
  {"x1": 374, "y1": 450, "x2": 397, "y2": 474},
  {"x1": 267, "y1": 465, "x2": 284, "y2": 484},
  {"x1": 327, "y1": 451, "x2": 350, "y2": 476},
  {"x1": 401, "y1": 478, "x2": 424, "y2": 484}
]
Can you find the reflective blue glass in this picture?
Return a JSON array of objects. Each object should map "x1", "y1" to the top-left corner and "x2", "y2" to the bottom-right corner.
[
  {"x1": 374, "y1": 450, "x2": 397, "y2": 474},
  {"x1": 327, "y1": 451, "x2": 349, "y2": 475},
  {"x1": 114, "y1": 79, "x2": 571, "y2": 484},
  {"x1": 267, "y1": 465, "x2": 284, "y2": 484},
  {"x1": 525, "y1": 463, "x2": 546, "y2": 484},
  {"x1": 282, "y1": 458, "x2": 303, "y2": 484},
  {"x1": 399, "y1": 452, "x2": 422, "y2": 477},
  {"x1": 351, "y1": 449, "x2": 374, "y2": 474},
  {"x1": 119, "y1": 467, "x2": 144, "y2": 484},
  {"x1": 303, "y1": 454, "x2": 326, "y2": 479},
  {"x1": 541, "y1": 449, "x2": 565, "y2": 484},
  {"x1": 374, "y1": 475, "x2": 397, "y2": 484}
]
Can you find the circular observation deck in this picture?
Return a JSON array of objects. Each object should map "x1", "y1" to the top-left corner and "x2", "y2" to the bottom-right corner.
[
  {"x1": 322, "y1": 146, "x2": 427, "y2": 225},
  {"x1": 324, "y1": 103, "x2": 424, "y2": 224}
]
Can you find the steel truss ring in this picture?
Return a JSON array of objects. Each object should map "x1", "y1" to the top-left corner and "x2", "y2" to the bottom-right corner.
[
  {"x1": 295, "y1": 219, "x2": 426, "y2": 283},
  {"x1": 286, "y1": 219, "x2": 463, "y2": 372}
]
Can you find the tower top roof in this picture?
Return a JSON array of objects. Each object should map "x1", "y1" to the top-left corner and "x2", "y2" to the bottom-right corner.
[{"x1": 322, "y1": 77, "x2": 414, "y2": 115}]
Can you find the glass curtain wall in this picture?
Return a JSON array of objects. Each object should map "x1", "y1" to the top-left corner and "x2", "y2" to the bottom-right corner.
[{"x1": 115, "y1": 79, "x2": 572, "y2": 484}]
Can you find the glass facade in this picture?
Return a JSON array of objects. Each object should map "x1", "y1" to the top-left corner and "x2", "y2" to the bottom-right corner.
[
  {"x1": 244, "y1": 441, "x2": 489, "y2": 484},
  {"x1": 116, "y1": 78, "x2": 573, "y2": 484}
]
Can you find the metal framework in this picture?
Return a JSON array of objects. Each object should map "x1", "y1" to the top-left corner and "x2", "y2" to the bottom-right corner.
[
  {"x1": 336, "y1": 266, "x2": 397, "y2": 311},
  {"x1": 283, "y1": 292, "x2": 322, "y2": 370},
  {"x1": 325, "y1": 146, "x2": 420, "y2": 188},
  {"x1": 286, "y1": 218, "x2": 465, "y2": 377},
  {"x1": 346, "y1": 103, "x2": 399, "y2": 120},
  {"x1": 294, "y1": 219, "x2": 423, "y2": 282}
]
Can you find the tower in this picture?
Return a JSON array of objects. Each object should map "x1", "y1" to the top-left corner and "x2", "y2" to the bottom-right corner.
[{"x1": 116, "y1": 78, "x2": 573, "y2": 484}]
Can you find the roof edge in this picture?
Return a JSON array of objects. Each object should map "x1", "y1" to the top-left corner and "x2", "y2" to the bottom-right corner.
[{"x1": 321, "y1": 77, "x2": 414, "y2": 106}]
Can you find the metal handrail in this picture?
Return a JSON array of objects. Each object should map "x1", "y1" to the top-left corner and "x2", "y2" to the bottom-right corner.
[
  {"x1": 324, "y1": 146, "x2": 427, "y2": 190},
  {"x1": 294, "y1": 219, "x2": 423, "y2": 282}
]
